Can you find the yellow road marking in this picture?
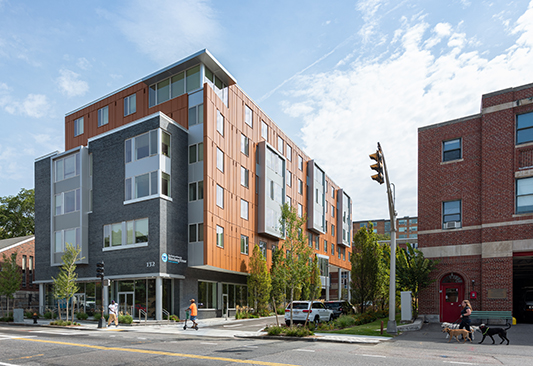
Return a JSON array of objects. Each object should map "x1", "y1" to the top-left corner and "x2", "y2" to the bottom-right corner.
[
  {"x1": 105, "y1": 329, "x2": 124, "y2": 332},
  {"x1": 9, "y1": 354, "x2": 44, "y2": 360},
  {"x1": 13, "y1": 338, "x2": 298, "y2": 366}
]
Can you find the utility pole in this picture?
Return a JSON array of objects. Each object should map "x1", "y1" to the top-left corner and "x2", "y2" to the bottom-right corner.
[{"x1": 370, "y1": 142, "x2": 397, "y2": 334}]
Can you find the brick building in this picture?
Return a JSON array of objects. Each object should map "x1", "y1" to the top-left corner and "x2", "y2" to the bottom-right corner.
[
  {"x1": 418, "y1": 83, "x2": 533, "y2": 323},
  {"x1": 0, "y1": 236, "x2": 38, "y2": 312},
  {"x1": 34, "y1": 50, "x2": 353, "y2": 319}
]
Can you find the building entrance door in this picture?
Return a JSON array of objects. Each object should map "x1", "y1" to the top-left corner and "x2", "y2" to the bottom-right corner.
[
  {"x1": 73, "y1": 293, "x2": 85, "y2": 314},
  {"x1": 118, "y1": 292, "x2": 134, "y2": 316},
  {"x1": 440, "y1": 273, "x2": 464, "y2": 322}
]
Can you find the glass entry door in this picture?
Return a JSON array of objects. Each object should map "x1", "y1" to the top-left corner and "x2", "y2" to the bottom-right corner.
[{"x1": 118, "y1": 292, "x2": 134, "y2": 316}]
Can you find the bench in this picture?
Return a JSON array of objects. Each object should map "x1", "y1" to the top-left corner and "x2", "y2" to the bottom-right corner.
[{"x1": 470, "y1": 311, "x2": 512, "y2": 325}]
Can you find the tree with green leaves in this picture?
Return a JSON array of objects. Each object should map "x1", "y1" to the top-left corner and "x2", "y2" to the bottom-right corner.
[
  {"x1": 396, "y1": 242, "x2": 439, "y2": 317},
  {"x1": 52, "y1": 243, "x2": 84, "y2": 322},
  {"x1": 304, "y1": 255, "x2": 322, "y2": 326},
  {"x1": 247, "y1": 244, "x2": 271, "y2": 316},
  {"x1": 270, "y1": 246, "x2": 286, "y2": 326},
  {"x1": 0, "y1": 252, "x2": 21, "y2": 317},
  {"x1": 278, "y1": 203, "x2": 312, "y2": 326},
  {"x1": 350, "y1": 225, "x2": 383, "y2": 313},
  {"x1": 0, "y1": 188, "x2": 35, "y2": 239}
]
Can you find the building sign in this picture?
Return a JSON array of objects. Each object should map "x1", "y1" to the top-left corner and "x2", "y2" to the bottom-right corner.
[
  {"x1": 487, "y1": 289, "x2": 507, "y2": 299},
  {"x1": 162, "y1": 253, "x2": 186, "y2": 264}
]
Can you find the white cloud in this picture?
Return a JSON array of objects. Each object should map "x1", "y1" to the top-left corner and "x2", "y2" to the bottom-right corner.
[
  {"x1": 104, "y1": 0, "x2": 222, "y2": 65},
  {"x1": 281, "y1": 3, "x2": 533, "y2": 220},
  {"x1": 56, "y1": 69, "x2": 89, "y2": 97},
  {"x1": 77, "y1": 57, "x2": 91, "y2": 70},
  {"x1": 0, "y1": 82, "x2": 51, "y2": 118}
]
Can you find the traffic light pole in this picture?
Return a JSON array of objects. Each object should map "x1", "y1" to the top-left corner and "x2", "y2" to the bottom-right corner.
[
  {"x1": 372, "y1": 143, "x2": 397, "y2": 334},
  {"x1": 98, "y1": 276, "x2": 105, "y2": 328}
]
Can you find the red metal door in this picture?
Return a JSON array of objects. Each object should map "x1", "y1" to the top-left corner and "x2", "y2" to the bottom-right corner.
[{"x1": 440, "y1": 274, "x2": 464, "y2": 322}]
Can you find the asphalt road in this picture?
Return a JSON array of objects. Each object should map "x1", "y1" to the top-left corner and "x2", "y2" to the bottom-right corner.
[{"x1": 0, "y1": 322, "x2": 532, "y2": 365}]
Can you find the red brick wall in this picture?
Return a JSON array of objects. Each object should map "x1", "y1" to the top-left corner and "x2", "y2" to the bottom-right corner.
[{"x1": 481, "y1": 257, "x2": 513, "y2": 311}]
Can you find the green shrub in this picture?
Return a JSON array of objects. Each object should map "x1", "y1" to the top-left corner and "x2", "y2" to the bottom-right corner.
[
  {"x1": 276, "y1": 306, "x2": 285, "y2": 315},
  {"x1": 50, "y1": 320, "x2": 80, "y2": 326},
  {"x1": 266, "y1": 325, "x2": 283, "y2": 336},
  {"x1": 76, "y1": 312, "x2": 89, "y2": 320},
  {"x1": 284, "y1": 326, "x2": 313, "y2": 337},
  {"x1": 169, "y1": 314, "x2": 179, "y2": 321},
  {"x1": 119, "y1": 315, "x2": 133, "y2": 324},
  {"x1": 0, "y1": 316, "x2": 14, "y2": 322},
  {"x1": 93, "y1": 313, "x2": 109, "y2": 321},
  {"x1": 335, "y1": 315, "x2": 356, "y2": 329},
  {"x1": 25, "y1": 311, "x2": 34, "y2": 318},
  {"x1": 44, "y1": 311, "x2": 57, "y2": 319}
]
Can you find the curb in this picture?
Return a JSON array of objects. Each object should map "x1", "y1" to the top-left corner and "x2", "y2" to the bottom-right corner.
[{"x1": 234, "y1": 334, "x2": 389, "y2": 344}]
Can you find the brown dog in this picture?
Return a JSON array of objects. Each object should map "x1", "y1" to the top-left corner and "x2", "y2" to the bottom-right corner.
[{"x1": 442, "y1": 327, "x2": 472, "y2": 343}]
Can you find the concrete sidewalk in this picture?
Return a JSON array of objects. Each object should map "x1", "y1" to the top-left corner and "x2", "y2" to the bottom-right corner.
[{"x1": 6, "y1": 315, "x2": 423, "y2": 344}]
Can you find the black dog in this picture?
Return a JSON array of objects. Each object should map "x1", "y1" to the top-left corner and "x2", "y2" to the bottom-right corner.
[{"x1": 478, "y1": 323, "x2": 511, "y2": 345}]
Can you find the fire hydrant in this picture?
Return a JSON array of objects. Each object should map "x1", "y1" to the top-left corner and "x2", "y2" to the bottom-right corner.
[{"x1": 32, "y1": 313, "x2": 38, "y2": 324}]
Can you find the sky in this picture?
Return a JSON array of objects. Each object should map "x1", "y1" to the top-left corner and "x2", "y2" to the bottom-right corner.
[{"x1": 2, "y1": 0, "x2": 533, "y2": 221}]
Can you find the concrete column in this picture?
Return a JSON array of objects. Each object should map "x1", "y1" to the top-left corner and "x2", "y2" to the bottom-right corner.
[
  {"x1": 39, "y1": 283, "x2": 45, "y2": 314},
  {"x1": 155, "y1": 277, "x2": 163, "y2": 320},
  {"x1": 326, "y1": 272, "x2": 330, "y2": 300},
  {"x1": 347, "y1": 271, "x2": 351, "y2": 303},
  {"x1": 103, "y1": 284, "x2": 109, "y2": 314}
]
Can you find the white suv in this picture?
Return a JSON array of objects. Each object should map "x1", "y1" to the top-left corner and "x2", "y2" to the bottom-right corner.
[{"x1": 285, "y1": 301, "x2": 333, "y2": 326}]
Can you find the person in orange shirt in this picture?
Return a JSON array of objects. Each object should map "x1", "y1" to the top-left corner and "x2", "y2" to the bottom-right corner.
[{"x1": 187, "y1": 299, "x2": 198, "y2": 330}]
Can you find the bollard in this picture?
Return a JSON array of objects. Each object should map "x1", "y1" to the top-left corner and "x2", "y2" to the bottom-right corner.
[
  {"x1": 381, "y1": 320, "x2": 384, "y2": 335},
  {"x1": 33, "y1": 313, "x2": 38, "y2": 324}
]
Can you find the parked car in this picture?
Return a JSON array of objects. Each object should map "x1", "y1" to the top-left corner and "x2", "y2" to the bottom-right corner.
[
  {"x1": 324, "y1": 300, "x2": 356, "y2": 319},
  {"x1": 285, "y1": 301, "x2": 333, "y2": 326}
]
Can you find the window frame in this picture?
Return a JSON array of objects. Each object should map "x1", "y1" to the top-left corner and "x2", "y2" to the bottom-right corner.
[
  {"x1": 517, "y1": 112, "x2": 533, "y2": 145},
  {"x1": 443, "y1": 138, "x2": 462, "y2": 162},
  {"x1": 241, "y1": 235, "x2": 249, "y2": 255},
  {"x1": 98, "y1": 106, "x2": 109, "y2": 127},
  {"x1": 216, "y1": 225, "x2": 224, "y2": 248},
  {"x1": 124, "y1": 93, "x2": 136, "y2": 116},
  {"x1": 517, "y1": 177, "x2": 533, "y2": 214},
  {"x1": 443, "y1": 200, "x2": 462, "y2": 227},
  {"x1": 74, "y1": 117, "x2": 84, "y2": 137}
]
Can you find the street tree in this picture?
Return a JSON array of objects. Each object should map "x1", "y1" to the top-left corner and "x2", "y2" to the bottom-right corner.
[
  {"x1": 278, "y1": 203, "x2": 312, "y2": 326},
  {"x1": 350, "y1": 225, "x2": 383, "y2": 312},
  {"x1": 52, "y1": 243, "x2": 84, "y2": 322},
  {"x1": 0, "y1": 252, "x2": 21, "y2": 317},
  {"x1": 396, "y1": 242, "x2": 439, "y2": 317},
  {"x1": 304, "y1": 255, "x2": 322, "y2": 326},
  {"x1": 270, "y1": 246, "x2": 286, "y2": 326},
  {"x1": 247, "y1": 244, "x2": 271, "y2": 316},
  {"x1": 0, "y1": 188, "x2": 35, "y2": 239}
]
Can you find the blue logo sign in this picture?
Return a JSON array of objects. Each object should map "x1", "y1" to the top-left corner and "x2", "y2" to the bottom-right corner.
[{"x1": 161, "y1": 253, "x2": 168, "y2": 262}]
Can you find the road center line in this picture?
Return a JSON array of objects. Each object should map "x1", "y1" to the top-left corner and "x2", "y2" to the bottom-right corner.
[
  {"x1": 360, "y1": 354, "x2": 386, "y2": 358},
  {"x1": 443, "y1": 362, "x2": 477, "y2": 365},
  {"x1": 11, "y1": 337, "x2": 298, "y2": 366},
  {"x1": 294, "y1": 349, "x2": 315, "y2": 352}
]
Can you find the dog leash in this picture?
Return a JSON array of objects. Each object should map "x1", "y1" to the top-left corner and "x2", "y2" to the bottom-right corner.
[{"x1": 482, "y1": 327, "x2": 489, "y2": 336}]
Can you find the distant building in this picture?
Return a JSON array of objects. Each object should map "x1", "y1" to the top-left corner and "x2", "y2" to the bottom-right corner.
[
  {"x1": 353, "y1": 217, "x2": 418, "y2": 246},
  {"x1": 418, "y1": 82, "x2": 533, "y2": 323},
  {"x1": 0, "y1": 235, "x2": 38, "y2": 311}
]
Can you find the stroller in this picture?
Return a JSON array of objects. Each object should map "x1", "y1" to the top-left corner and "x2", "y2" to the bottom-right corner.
[{"x1": 183, "y1": 310, "x2": 198, "y2": 330}]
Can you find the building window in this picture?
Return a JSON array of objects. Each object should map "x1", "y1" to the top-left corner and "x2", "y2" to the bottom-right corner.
[
  {"x1": 286, "y1": 144, "x2": 292, "y2": 161},
  {"x1": 331, "y1": 243, "x2": 335, "y2": 255},
  {"x1": 98, "y1": 106, "x2": 108, "y2": 127},
  {"x1": 398, "y1": 219, "x2": 407, "y2": 225},
  {"x1": 124, "y1": 94, "x2": 136, "y2": 116},
  {"x1": 217, "y1": 110, "x2": 224, "y2": 136},
  {"x1": 125, "y1": 130, "x2": 159, "y2": 163},
  {"x1": 241, "y1": 166, "x2": 249, "y2": 188},
  {"x1": 161, "y1": 131, "x2": 171, "y2": 158},
  {"x1": 517, "y1": 112, "x2": 533, "y2": 145},
  {"x1": 277, "y1": 136, "x2": 284, "y2": 154},
  {"x1": 298, "y1": 155, "x2": 303, "y2": 170},
  {"x1": 189, "y1": 103, "x2": 204, "y2": 126},
  {"x1": 189, "y1": 143, "x2": 204, "y2": 164},
  {"x1": 241, "y1": 235, "x2": 249, "y2": 255},
  {"x1": 53, "y1": 227, "x2": 81, "y2": 254},
  {"x1": 216, "y1": 184, "x2": 224, "y2": 208},
  {"x1": 241, "y1": 199, "x2": 249, "y2": 220},
  {"x1": 286, "y1": 195, "x2": 291, "y2": 207},
  {"x1": 332, "y1": 224, "x2": 335, "y2": 237},
  {"x1": 443, "y1": 138, "x2": 461, "y2": 162},
  {"x1": 315, "y1": 236, "x2": 319, "y2": 250},
  {"x1": 198, "y1": 281, "x2": 217, "y2": 309},
  {"x1": 287, "y1": 170, "x2": 292, "y2": 187},
  {"x1": 54, "y1": 188, "x2": 81, "y2": 216},
  {"x1": 298, "y1": 203, "x2": 303, "y2": 217},
  {"x1": 410, "y1": 234, "x2": 418, "y2": 239},
  {"x1": 241, "y1": 134, "x2": 249, "y2": 156},
  {"x1": 103, "y1": 218, "x2": 148, "y2": 249},
  {"x1": 55, "y1": 153, "x2": 80, "y2": 182},
  {"x1": 399, "y1": 227, "x2": 407, "y2": 233},
  {"x1": 331, "y1": 205, "x2": 335, "y2": 217},
  {"x1": 245, "y1": 105, "x2": 253, "y2": 127},
  {"x1": 74, "y1": 117, "x2": 84, "y2": 137},
  {"x1": 22, "y1": 255, "x2": 26, "y2": 287},
  {"x1": 410, "y1": 226, "x2": 417, "y2": 232},
  {"x1": 162, "y1": 173, "x2": 171, "y2": 197},
  {"x1": 324, "y1": 240, "x2": 328, "y2": 253},
  {"x1": 216, "y1": 147, "x2": 224, "y2": 172},
  {"x1": 259, "y1": 241, "x2": 267, "y2": 258},
  {"x1": 261, "y1": 120, "x2": 268, "y2": 140},
  {"x1": 216, "y1": 225, "x2": 224, "y2": 248},
  {"x1": 338, "y1": 246, "x2": 341, "y2": 259},
  {"x1": 189, "y1": 223, "x2": 204, "y2": 243},
  {"x1": 410, "y1": 218, "x2": 418, "y2": 224},
  {"x1": 443, "y1": 200, "x2": 461, "y2": 228},
  {"x1": 298, "y1": 179, "x2": 303, "y2": 195},
  {"x1": 189, "y1": 181, "x2": 204, "y2": 201},
  {"x1": 517, "y1": 177, "x2": 533, "y2": 213}
]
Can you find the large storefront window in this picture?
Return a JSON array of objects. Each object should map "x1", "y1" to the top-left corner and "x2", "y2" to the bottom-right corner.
[
  {"x1": 198, "y1": 281, "x2": 217, "y2": 309},
  {"x1": 221, "y1": 283, "x2": 248, "y2": 309}
]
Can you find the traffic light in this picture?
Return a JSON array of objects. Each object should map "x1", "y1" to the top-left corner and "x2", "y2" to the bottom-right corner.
[
  {"x1": 369, "y1": 151, "x2": 384, "y2": 184},
  {"x1": 96, "y1": 261, "x2": 105, "y2": 279}
]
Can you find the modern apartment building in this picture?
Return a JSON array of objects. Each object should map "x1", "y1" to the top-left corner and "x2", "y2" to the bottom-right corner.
[
  {"x1": 34, "y1": 50, "x2": 353, "y2": 319},
  {"x1": 418, "y1": 82, "x2": 533, "y2": 323}
]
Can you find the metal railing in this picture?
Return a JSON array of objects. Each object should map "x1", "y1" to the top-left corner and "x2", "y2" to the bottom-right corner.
[
  {"x1": 139, "y1": 309, "x2": 148, "y2": 323},
  {"x1": 162, "y1": 309, "x2": 170, "y2": 321}
]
